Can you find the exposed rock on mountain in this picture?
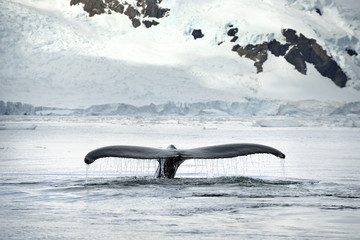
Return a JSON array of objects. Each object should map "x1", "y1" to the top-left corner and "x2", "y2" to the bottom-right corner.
[
  {"x1": 70, "y1": 0, "x2": 105, "y2": 17},
  {"x1": 192, "y1": 29, "x2": 204, "y2": 40},
  {"x1": 227, "y1": 27, "x2": 239, "y2": 42},
  {"x1": 315, "y1": 8, "x2": 322, "y2": 16},
  {"x1": 267, "y1": 39, "x2": 290, "y2": 57},
  {"x1": 137, "y1": 0, "x2": 169, "y2": 18},
  {"x1": 143, "y1": 19, "x2": 159, "y2": 28},
  {"x1": 284, "y1": 47, "x2": 307, "y2": 74},
  {"x1": 70, "y1": 0, "x2": 169, "y2": 27},
  {"x1": 131, "y1": 18, "x2": 141, "y2": 28},
  {"x1": 236, "y1": 43, "x2": 268, "y2": 73},
  {"x1": 232, "y1": 29, "x2": 348, "y2": 87},
  {"x1": 227, "y1": 27, "x2": 238, "y2": 37},
  {"x1": 232, "y1": 44, "x2": 240, "y2": 52},
  {"x1": 230, "y1": 36, "x2": 238, "y2": 42},
  {"x1": 282, "y1": 29, "x2": 348, "y2": 87},
  {"x1": 124, "y1": 4, "x2": 139, "y2": 19},
  {"x1": 346, "y1": 48, "x2": 358, "y2": 56},
  {"x1": 282, "y1": 28, "x2": 298, "y2": 44}
]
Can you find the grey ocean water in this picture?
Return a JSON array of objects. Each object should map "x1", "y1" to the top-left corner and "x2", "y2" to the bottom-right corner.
[{"x1": 0, "y1": 116, "x2": 359, "y2": 239}]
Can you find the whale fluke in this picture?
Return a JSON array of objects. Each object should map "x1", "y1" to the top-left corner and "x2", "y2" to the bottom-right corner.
[
  {"x1": 84, "y1": 145, "x2": 178, "y2": 164},
  {"x1": 178, "y1": 143, "x2": 285, "y2": 160},
  {"x1": 84, "y1": 143, "x2": 285, "y2": 178}
]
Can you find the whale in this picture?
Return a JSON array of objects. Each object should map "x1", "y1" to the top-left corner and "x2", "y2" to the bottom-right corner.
[{"x1": 84, "y1": 143, "x2": 285, "y2": 178}]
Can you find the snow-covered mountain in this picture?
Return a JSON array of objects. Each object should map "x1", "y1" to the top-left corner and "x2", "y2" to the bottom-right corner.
[{"x1": 1, "y1": 0, "x2": 360, "y2": 108}]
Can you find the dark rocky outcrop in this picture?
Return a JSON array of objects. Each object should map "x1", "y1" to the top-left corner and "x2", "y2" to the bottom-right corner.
[
  {"x1": 232, "y1": 44, "x2": 240, "y2": 52},
  {"x1": 137, "y1": 0, "x2": 169, "y2": 18},
  {"x1": 236, "y1": 43, "x2": 268, "y2": 73},
  {"x1": 282, "y1": 29, "x2": 348, "y2": 87},
  {"x1": 282, "y1": 28, "x2": 298, "y2": 45},
  {"x1": 70, "y1": 0, "x2": 169, "y2": 28},
  {"x1": 230, "y1": 36, "x2": 238, "y2": 42},
  {"x1": 267, "y1": 39, "x2": 290, "y2": 57},
  {"x1": 70, "y1": 0, "x2": 105, "y2": 17},
  {"x1": 192, "y1": 29, "x2": 204, "y2": 40},
  {"x1": 225, "y1": 25, "x2": 239, "y2": 43},
  {"x1": 232, "y1": 29, "x2": 348, "y2": 87},
  {"x1": 227, "y1": 28, "x2": 238, "y2": 37},
  {"x1": 131, "y1": 18, "x2": 141, "y2": 28},
  {"x1": 346, "y1": 48, "x2": 358, "y2": 56},
  {"x1": 315, "y1": 8, "x2": 322, "y2": 16},
  {"x1": 111, "y1": 1, "x2": 124, "y2": 14},
  {"x1": 124, "y1": 4, "x2": 139, "y2": 19},
  {"x1": 284, "y1": 47, "x2": 307, "y2": 74},
  {"x1": 143, "y1": 20, "x2": 159, "y2": 28}
]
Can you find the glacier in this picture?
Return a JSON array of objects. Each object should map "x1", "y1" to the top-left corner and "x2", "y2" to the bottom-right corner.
[{"x1": 1, "y1": 99, "x2": 359, "y2": 128}]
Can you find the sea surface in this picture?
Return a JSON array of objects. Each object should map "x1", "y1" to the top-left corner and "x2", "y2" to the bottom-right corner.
[{"x1": 0, "y1": 116, "x2": 359, "y2": 239}]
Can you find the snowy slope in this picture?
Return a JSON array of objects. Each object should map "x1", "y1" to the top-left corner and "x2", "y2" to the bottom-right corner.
[{"x1": 0, "y1": 0, "x2": 359, "y2": 108}]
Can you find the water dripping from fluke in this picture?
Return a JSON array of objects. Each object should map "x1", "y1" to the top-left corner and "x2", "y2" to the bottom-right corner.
[
  {"x1": 85, "y1": 164, "x2": 90, "y2": 184},
  {"x1": 83, "y1": 143, "x2": 286, "y2": 179}
]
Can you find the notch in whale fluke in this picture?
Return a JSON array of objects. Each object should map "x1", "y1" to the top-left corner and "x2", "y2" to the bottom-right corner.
[{"x1": 84, "y1": 143, "x2": 285, "y2": 178}]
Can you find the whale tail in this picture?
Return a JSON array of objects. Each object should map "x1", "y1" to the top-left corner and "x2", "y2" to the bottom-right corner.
[{"x1": 84, "y1": 143, "x2": 285, "y2": 178}]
